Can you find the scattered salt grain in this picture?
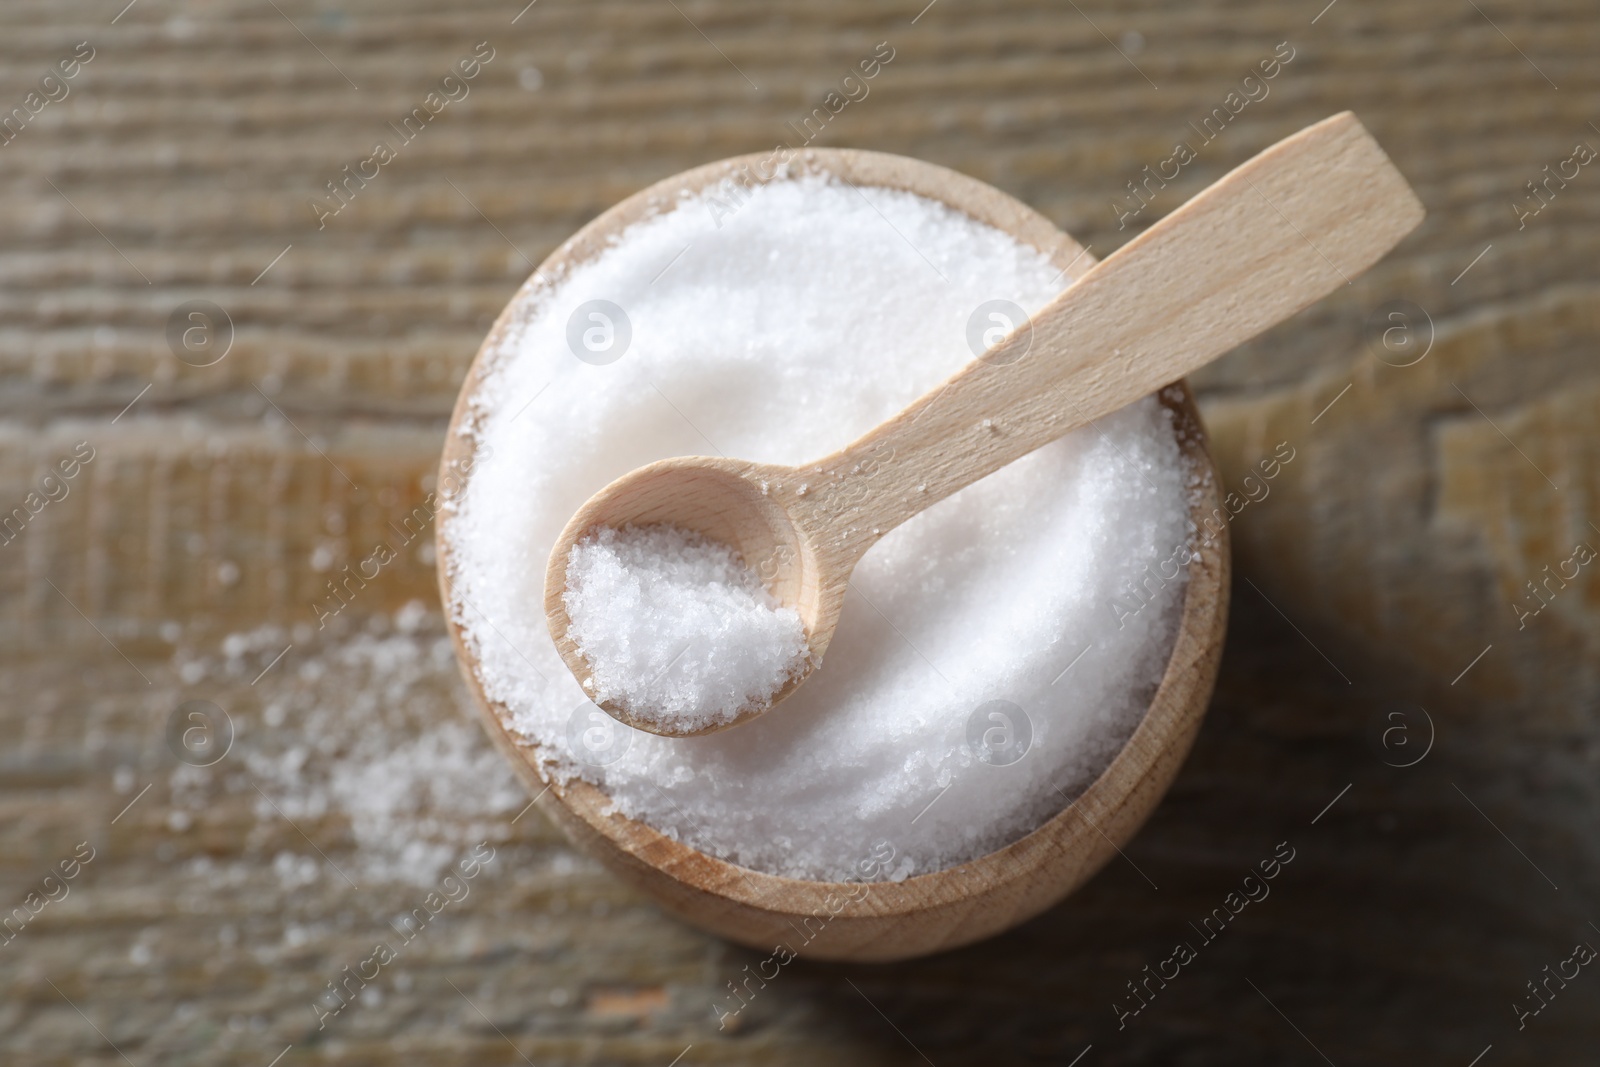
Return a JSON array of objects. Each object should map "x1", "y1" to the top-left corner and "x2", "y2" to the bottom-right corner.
[
  {"x1": 563, "y1": 524, "x2": 810, "y2": 731},
  {"x1": 179, "y1": 619, "x2": 524, "y2": 887},
  {"x1": 445, "y1": 173, "x2": 1194, "y2": 882}
]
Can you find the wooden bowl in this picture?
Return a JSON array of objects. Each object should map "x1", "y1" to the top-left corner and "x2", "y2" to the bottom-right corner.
[{"x1": 436, "y1": 148, "x2": 1230, "y2": 963}]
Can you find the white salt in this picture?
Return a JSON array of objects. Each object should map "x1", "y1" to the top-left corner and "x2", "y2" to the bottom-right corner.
[
  {"x1": 562, "y1": 523, "x2": 810, "y2": 731},
  {"x1": 173, "y1": 615, "x2": 524, "y2": 888},
  {"x1": 444, "y1": 172, "x2": 1195, "y2": 882}
]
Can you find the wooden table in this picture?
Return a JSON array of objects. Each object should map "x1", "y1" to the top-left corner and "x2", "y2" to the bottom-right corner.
[{"x1": 2, "y1": 1, "x2": 1596, "y2": 1063}]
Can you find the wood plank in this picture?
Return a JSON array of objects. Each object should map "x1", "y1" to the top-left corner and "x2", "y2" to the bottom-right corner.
[{"x1": 3, "y1": 0, "x2": 1598, "y2": 1062}]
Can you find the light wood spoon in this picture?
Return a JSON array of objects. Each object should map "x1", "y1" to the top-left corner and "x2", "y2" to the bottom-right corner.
[{"x1": 545, "y1": 111, "x2": 1423, "y2": 737}]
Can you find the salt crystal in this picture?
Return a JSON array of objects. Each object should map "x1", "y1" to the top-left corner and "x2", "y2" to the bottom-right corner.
[
  {"x1": 562, "y1": 524, "x2": 810, "y2": 732},
  {"x1": 445, "y1": 174, "x2": 1193, "y2": 882}
]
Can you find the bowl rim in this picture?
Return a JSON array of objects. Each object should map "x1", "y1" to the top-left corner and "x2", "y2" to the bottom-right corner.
[{"x1": 436, "y1": 146, "x2": 1229, "y2": 926}]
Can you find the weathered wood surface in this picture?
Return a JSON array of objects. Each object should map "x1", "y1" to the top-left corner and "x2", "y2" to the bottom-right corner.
[{"x1": 1, "y1": 1, "x2": 1597, "y2": 1064}]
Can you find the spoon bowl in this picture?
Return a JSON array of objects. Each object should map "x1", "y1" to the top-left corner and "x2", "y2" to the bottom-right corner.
[{"x1": 544, "y1": 456, "x2": 823, "y2": 736}]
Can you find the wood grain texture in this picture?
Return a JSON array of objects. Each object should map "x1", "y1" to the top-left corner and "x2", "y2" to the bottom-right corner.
[{"x1": 3, "y1": 0, "x2": 1599, "y2": 1063}]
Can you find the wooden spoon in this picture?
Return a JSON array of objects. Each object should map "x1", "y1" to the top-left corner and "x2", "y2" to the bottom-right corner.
[{"x1": 545, "y1": 111, "x2": 1423, "y2": 737}]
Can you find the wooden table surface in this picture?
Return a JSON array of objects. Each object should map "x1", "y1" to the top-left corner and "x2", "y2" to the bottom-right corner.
[{"x1": 2, "y1": 1, "x2": 1597, "y2": 1063}]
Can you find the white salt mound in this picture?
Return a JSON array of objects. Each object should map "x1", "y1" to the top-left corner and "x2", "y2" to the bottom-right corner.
[
  {"x1": 445, "y1": 171, "x2": 1195, "y2": 882},
  {"x1": 563, "y1": 523, "x2": 810, "y2": 731}
]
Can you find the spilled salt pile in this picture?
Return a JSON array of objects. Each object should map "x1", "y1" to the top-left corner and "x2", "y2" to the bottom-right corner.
[
  {"x1": 162, "y1": 613, "x2": 525, "y2": 888},
  {"x1": 562, "y1": 523, "x2": 810, "y2": 732},
  {"x1": 444, "y1": 171, "x2": 1195, "y2": 882}
]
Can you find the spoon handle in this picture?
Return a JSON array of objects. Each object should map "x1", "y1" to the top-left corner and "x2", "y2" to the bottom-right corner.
[{"x1": 803, "y1": 112, "x2": 1423, "y2": 562}]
